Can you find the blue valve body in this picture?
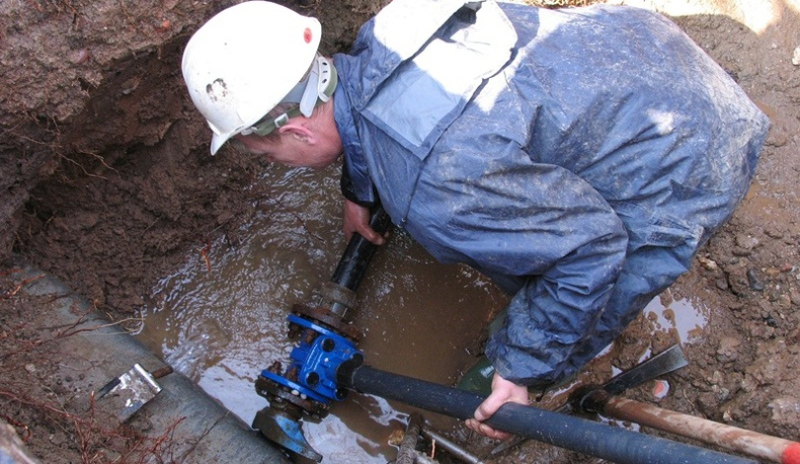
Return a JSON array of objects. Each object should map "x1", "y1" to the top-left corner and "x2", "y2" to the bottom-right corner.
[{"x1": 261, "y1": 315, "x2": 361, "y2": 404}]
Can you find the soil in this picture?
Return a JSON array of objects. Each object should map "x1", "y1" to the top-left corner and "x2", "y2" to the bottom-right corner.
[{"x1": 1, "y1": 0, "x2": 798, "y2": 463}]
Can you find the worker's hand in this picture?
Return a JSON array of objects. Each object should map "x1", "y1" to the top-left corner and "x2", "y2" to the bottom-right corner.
[
  {"x1": 465, "y1": 372, "x2": 529, "y2": 440},
  {"x1": 343, "y1": 199, "x2": 386, "y2": 245}
]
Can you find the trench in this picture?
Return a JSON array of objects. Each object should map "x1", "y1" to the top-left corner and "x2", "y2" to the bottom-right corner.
[
  {"x1": 3, "y1": 151, "x2": 716, "y2": 464},
  {"x1": 129, "y1": 161, "x2": 713, "y2": 463},
  {"x1": 4, "y1": 0, "x2": 799, "y2": 461}
]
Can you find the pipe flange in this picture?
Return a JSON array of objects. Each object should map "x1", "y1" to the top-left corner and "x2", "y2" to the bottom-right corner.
[
  {"x1": 255, "y1": 376, "x2": 329, "y2": 421},
  {"x1": 313, "y1": 281, "x2": 357, "y2": 310},
  {"x1": 292, "y1": 303, "x2": 362, "y2": 342}
]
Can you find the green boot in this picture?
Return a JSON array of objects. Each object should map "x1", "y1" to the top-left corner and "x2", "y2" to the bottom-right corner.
[
  {"x1": 455, "y1": 309, "x2": 579, "y2": 396},
  {"x1": 456, "y1": 355, "x2": 495, "y2": 395},
  {"x1": 456, "y1": 309, "x2": 506, "y2": 395}
]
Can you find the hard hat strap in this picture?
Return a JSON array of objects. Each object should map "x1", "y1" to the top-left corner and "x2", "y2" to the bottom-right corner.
[
  {"x1": 242, "y1": 56, "x2": 338, "y2": 138},
  {"x1": 287, "y1": 55, "x2": 337, "y2": 116}
]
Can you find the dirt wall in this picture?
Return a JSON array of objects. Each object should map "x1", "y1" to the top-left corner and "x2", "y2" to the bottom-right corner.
[{"x1": 0, "y1": 0, "x2": 383, "y2": 308}]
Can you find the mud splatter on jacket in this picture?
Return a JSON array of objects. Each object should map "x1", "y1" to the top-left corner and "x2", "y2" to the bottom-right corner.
[{"x1": 332, "y1": 0, "x2": 769, "y2": 386}]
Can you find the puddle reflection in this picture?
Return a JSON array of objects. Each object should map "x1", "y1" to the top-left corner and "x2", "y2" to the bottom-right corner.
[{"x1": 644, "y1": 294, "x2": 709, "y2": 344}]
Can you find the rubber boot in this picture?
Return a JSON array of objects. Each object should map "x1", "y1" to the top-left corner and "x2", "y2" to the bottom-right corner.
[
  {"x1": 456, "y1": 355, "x2": 495, "y2": 395},
  {"x1": 455, "y1": 309, "x2": 506, "y2": 395},
  {"x1": 456, "y1": 309, "x2": 578, "y2": 396}
]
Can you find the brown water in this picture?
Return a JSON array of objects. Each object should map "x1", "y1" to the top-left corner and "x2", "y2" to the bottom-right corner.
[
  {"x1": 133, "y1": 163, "x2": 711, "y2": 463},
  {"x1": 134, "y1": 163, "x2": 509, "y2": 463}
]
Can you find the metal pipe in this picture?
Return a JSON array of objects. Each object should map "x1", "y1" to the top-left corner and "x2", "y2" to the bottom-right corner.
[
  {"x1": 583, "y1": 391, "x2": 800, "y2": 464},
  {"x1": 252, "y1": 207, "x2": 391, "y2": 459},
  {"x1": 413, "y1": 450, "x2": 438, "y2": 464},
  {"x1": 331, "y1": 207, "x2": 391, "y2": 292},
  {"x1": 421, "y1": 427, "x2": 485, "y2": 464},
  {"x1": 338, "y1": 364, "x2": 757, "y2": 464}
]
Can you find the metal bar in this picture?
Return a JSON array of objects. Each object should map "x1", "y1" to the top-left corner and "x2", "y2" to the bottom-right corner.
[
  {"x1": 593, "y1": 393, "x2": 800, "y2": 464},
  {"x1": 601, "y1": 344, "x2": 688, "y2": 395},
  {"x1": 421, "y1": 427, "x2": 485, "y2": 464}
]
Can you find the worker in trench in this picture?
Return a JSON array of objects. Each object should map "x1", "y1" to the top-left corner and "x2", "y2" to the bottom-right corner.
[{"x1": 181, "y1": 0, "x2": 769, "y2": 440}]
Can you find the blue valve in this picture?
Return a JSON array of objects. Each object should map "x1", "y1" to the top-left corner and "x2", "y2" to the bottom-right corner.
[{"x1": 261, "y1": 315, "x2": 361, "y2": 404}]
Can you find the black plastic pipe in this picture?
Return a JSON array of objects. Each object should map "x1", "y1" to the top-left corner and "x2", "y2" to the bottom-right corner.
[
  {"x1": 331, "y1": 207, "x2": 392, "y2": 292},
  {"x1": 338, "y1": 364, "x2": 756, "y2": 464}
]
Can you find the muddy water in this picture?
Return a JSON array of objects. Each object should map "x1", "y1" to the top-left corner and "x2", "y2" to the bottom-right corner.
[
  {"x1": 133, "y1": 162, "x2": 713, "y2": 463},
  {"x1": 134, "y1": 163, "x2": 509, "y2": 463}
]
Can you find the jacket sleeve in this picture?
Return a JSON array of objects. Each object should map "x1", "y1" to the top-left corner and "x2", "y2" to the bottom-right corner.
[
  {"x1": 408, "y1": 154, "x2": 630, "y2": 387},
  {"x1": 340, "y1": 160, "x2": 377, "y2": 207}
]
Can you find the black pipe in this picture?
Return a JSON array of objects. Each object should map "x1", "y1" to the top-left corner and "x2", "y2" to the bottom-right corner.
[
  {"x1": 331, "y1": 206, "x2": 392, "y2": 292},
  {"x1": 338, "y1": 364, "x2": 756, "y2": 464}
]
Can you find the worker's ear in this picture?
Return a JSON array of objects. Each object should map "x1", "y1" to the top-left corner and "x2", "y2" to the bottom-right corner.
[{"x1": 278, "y1": 121, "x2": 316, "y2": 145}]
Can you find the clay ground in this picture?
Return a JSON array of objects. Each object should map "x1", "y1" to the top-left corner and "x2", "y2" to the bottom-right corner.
[{"x1": 1, "y1": 0, "x2": 799, "y2": 463}]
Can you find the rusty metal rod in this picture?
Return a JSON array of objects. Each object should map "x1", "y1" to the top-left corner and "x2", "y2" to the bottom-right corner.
[
  {"x1": 396, "y1": 413, "x2": 423, "y2": 464},
  {"x1": 583, "y1": 391, "x2": 800, "y2": 464}
]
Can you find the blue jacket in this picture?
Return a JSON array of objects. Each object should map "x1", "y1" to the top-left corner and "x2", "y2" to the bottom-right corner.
[{"x1": 332, "y1": 0, "x2": 769, "y2": 386}]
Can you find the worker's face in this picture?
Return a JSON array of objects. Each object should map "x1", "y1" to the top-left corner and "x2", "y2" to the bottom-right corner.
[{"x1": 234, "y1": 130, "x2": 340, "y2": 169}]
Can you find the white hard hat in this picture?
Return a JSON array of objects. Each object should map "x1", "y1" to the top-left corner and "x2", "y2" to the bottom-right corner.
[{"x1": 182, "y1": 1, "x2": 332, "y2": 155}]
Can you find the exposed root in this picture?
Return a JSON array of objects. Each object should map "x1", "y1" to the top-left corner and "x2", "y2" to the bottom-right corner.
[
  {"x1": 58, "y1": 153, "x2": 109, "y2": 181},
  {"x1": 1, "y1": 274, "x2": 44, "y2": 300},
  {"x1": 198, "y1": 241, "x2": 212, "y2": 273},
  {"x1": 0, "y1": 297, "x2": 186, "y2": 464}
]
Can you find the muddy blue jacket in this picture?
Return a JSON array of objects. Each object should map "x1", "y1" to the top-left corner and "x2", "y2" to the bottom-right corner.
[{"x1": 332, "y1": 0, "x2": 768, "y2": 386}]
